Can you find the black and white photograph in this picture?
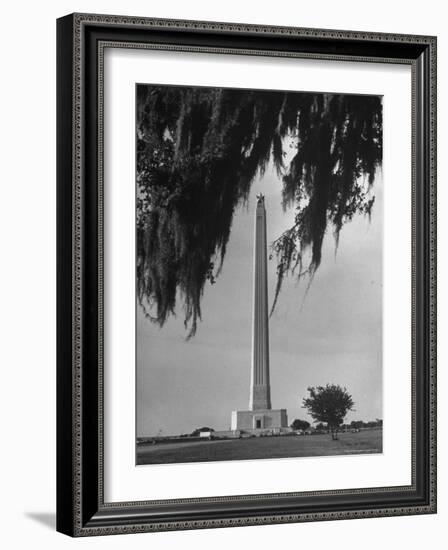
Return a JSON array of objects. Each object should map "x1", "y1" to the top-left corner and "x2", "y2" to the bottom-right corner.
[
  {"x1": 135, "y1": 83, "x2": 384, "y2": 465},
  {"x1": 0, "y1": 0, "x2": 441, "y2": 545}
]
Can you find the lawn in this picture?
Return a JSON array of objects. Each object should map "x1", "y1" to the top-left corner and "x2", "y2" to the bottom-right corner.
[{"x1": 136, "y1": 429, "x2": 382, "y2": 465}]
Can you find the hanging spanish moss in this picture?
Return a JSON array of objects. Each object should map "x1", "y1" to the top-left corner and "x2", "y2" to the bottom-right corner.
[{"x1": 136, "y1": 85, "x2": 382, "y2": 338}]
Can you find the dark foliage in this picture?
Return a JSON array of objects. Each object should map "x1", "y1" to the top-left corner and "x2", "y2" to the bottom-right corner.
[
  {"x1": 302, "y1": 384, "x2": 354, "y2": 438},
  {"x1": 137, "y1": 85, "x2": 382, "y2": 337},
  {"x1": 290, "y1": 419, "x2": 311, "y2": 431}
]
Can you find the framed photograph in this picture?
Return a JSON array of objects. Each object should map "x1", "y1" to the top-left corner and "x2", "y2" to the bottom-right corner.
[{"x1": 57, "y1": 13, "x2": 437, "y2": 536}]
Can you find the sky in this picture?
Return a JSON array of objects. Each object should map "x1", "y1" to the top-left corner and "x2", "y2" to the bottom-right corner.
[{"x1": 136, "y1": 160, "x2": 383, "y2": 437}]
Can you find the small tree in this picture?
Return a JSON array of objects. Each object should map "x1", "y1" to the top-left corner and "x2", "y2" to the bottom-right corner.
[
  {"x1": 302, "y1": 385, "x2": 354, "y2": 440},
  {"x1": 290, "y1": 419, "x2": 310, "y2": 431}
]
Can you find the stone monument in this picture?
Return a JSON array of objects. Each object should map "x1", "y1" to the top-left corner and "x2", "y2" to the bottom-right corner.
[{"x1": 231, "y1": 194, "x2": 288, "y2": 433}]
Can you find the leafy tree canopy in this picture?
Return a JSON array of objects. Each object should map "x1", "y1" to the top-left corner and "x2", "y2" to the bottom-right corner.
[
  {"x1": 137, "y1": 86, "x2": 382, "y2": 337},
  {"x1": 290, "y1": 419, "x2": 311, "y2": 431},
  {"x1": 302, "y1": 384, "x2": 354, "y2": 435}
]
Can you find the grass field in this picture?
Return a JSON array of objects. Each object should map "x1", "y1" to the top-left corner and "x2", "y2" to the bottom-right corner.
[{"x1": 136, "y1": 429, "x2": 382, "y2": 465}]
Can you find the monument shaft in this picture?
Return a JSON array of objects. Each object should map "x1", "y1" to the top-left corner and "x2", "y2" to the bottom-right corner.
[
  {"x1": 230, "y1": 194, "x2": 287, "y2": 432},
  {"x1": 249, "y1": 195, "x2": 272, "y2": 410}
]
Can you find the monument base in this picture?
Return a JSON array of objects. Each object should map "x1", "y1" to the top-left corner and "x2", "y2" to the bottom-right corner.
[{"x1": 231, "y1": 409, "x2": 288, "y2": 433}]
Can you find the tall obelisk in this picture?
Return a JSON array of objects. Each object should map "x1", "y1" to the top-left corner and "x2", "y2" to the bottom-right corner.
[
  {"x1": 230, "y1": 194, "x2": 287, "y2": 433},
  {"x1": 249, "y1": 194, "x2": 272, "y2": 411}
]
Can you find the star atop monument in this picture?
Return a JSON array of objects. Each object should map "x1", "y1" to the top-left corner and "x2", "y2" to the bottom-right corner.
[{"x1": 256, "y1": 193, "x2": 265, "y2": 204}]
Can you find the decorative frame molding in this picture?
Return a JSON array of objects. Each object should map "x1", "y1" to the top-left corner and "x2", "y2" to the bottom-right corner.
[{"x1": 57, "y1": 13, "x2": 437, "y2": 537}]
